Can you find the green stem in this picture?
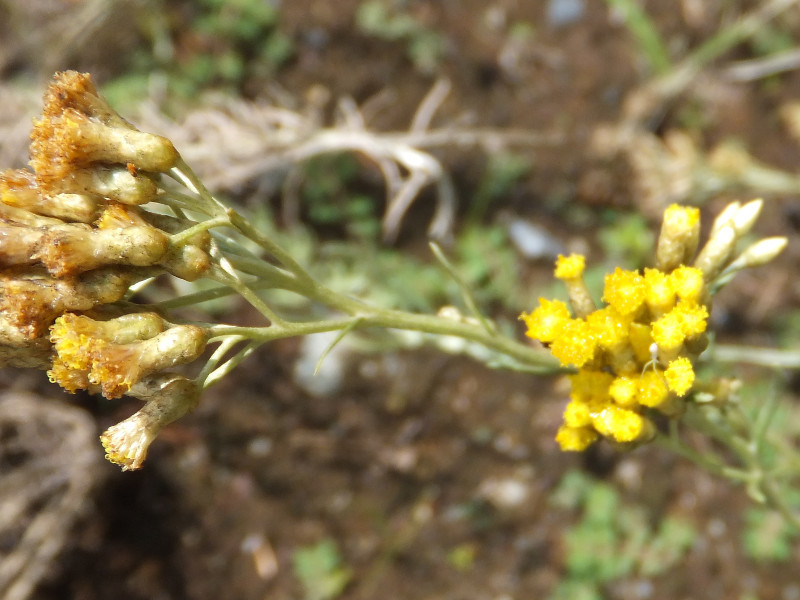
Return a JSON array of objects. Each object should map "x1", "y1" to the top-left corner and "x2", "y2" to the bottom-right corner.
[
  {"x1": 208, "y1": 264, "x2": 285, "y2": 326},
  {"x1": 227, "y1": 208, "x2": 315, "y2": 285}
]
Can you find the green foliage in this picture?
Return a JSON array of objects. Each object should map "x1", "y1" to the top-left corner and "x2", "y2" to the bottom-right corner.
[
  {"x1": 470, "y1": 152, "x2": 530, "y2": 222},
  {"x1": 194, "y1": 0, "x2": 280, "y2": 41},
  {"x1": 749, "y1": 24, "x2": 796, "y2": 58},
  {"x1": 355, "y1": 1, "x2": 446, "y2": 74},
  {"x1": 549, "y1": 470, "x2": 696, "y2": 598},
  {"x1": 603, "y1": 0, "x2": 671, "y2": 75},
  {"x1": 183, "y1": 0, "x2": 293, "y2": 90},
  {"x1": 300, "y1": 154, "x2": 382, "y2": 240},
  {"x1": 292, "y1": 539, "x2": 353, "y2": 600},
  {"x1": 597, "y1": 211, "x2": 655, "y2": 269},
  {"x1": 446, "y1": 542, "x2": 478, "y2": 572},
  {"x1": 106, "y1": 0, "x2": 294, "y2": 102},
  {"x1": 743, "y1": 503, "x2": 800, "y2": 563},
  {"x1": 453, "y1": 223, "x2": 524, "y2": 310}
]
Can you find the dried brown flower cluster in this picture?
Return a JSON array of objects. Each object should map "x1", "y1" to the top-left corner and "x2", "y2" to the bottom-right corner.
[{"x1": 0, "y1": 71, "x2": 212, "y2": 469}]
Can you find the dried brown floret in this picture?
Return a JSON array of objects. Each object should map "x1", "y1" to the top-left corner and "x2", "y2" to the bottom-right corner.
[
  {"x1": 41, "y1": 71, "x2": 134, "y2": 130},
  {"x1": 49, "y1": 315, "x2": 207, "y2": 399},
  {"x1": 0, "y1": 316, "x2": 53, "y2": 368},
  {"x1": 0, "y1": 269, "x2": 134, "y2": 338},
  {"x1": 94, "y1": 201, "x2": 149, "y2": 229},
  {"x1": 30, "y1": 108, "x2": 179, "y2": 187},
  {"x1": 0, "y1": 202, "x2": 63, "y2": 228},
  {"x1": 48, "y1": 312, "x2": 168, "y2": 393},
  {"x1": 49, "y1": 166, "x2": 159, "y2": 206},
  {"x1": 34, "y1": 223, "x2": 170, "y2": 277},
  {"x1": 1, "y1": 168, "x2": 98, "y2": 222},
  {"x1": 0, "y1": 224, "x2": 46, "y2": 267},
  {"x1": 100, "y1": 374, "x2": 200, "y2": 470}
]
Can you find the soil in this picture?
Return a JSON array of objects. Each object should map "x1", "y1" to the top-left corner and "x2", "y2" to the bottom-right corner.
[{"x1": 2, "y1": 1, "x2": 800, "y2": 599}]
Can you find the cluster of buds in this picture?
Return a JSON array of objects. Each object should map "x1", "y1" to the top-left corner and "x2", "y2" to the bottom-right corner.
[
  {"x1": 0, "y1": 71, "x2": 213, "y2": 469},
  {"x1": 521, "y1": 201, "x2": 786, "y2": 451}
]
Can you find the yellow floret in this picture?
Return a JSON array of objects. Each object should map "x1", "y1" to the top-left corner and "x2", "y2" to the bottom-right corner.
[
  {"x1": 664, "y1": 204, "x2": 700, "y2": 230},
  {"x1": 602, "y1": 267, "x2": 645, "y2": 315},
  {"x1": 651, "y1": 311, "x2": 686, "y2": 352},
  {"x1": 520, "y1": 298, "x2": 571, "y2": 343},
  {"x1": 636, "y1": 370, "x2": 669, "y2": 408},
  {"x1": 563, "y1": 399, "x2": 594, "y2": 428},
  {"x1": 586, "y1": 306, "x2": 632, "y2": 352},
  {"x1": 664, "y1": 357, "x2": 695, "y2": 397},
  {"x1": 592, "y1": 404, "x2": 652, "y2": 443},
  {"x1": 49, "y1": 314, "x2": 97, "y2": 371},
  {"x1": 609, "y1": 375, "x2": 639, "y2": 408},
  {"x1": 628, "y1": 322, "x2": 655, "y2": 364},
  {"x1": 556, "y1": 425, "x2": 598, "y2": 451},
  {"x1": 549, "y1": 319, "x2": 597, "y2": 367},
  {"x1": 643, "y1": 268, "x2": 675, "y2": 315},
  {"x1": 568, "y1": 369, "x2": 614, "y2": 403},
  {"x1": 554, "y1": 254, "x2": 586, "y2": 280},
  {"x1": 673, "y1": 300, "x2": 709, "y2": 337},
  {"x1": 670, "y1": 265, "x2": 705, "y2": 302}
]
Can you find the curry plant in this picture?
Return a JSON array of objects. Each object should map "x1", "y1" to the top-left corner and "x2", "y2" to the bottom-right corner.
[{"x1": 0, "y1": 72, "x2": 797, "y2": 534}]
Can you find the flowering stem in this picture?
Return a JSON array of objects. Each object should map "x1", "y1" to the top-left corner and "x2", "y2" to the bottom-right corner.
[
  {"x1": 201, "y1": 340, "x2": 261, "y2": 389},
  {"x1": 168, "y1": 215, "x2": 229, "y2": 247}
]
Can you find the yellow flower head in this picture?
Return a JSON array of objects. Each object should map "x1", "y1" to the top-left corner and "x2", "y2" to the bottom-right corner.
[
  {"x1": 674, "y1": 300, "x2": 709, "y2": 338},
  {"x1": 520, "y1": 298, "x2": 571, "y2": 343},
  {"x1": 554, "y1": 254, "x2": 586, "y2": 280},
  {"x1": 602, "y1": 267, "x2": 645, "y2": 316},
  {"x1": 549, "y1": 319, "x2": 597, "y2": 367},
  {"x1": 636, "y1": 370, "x2": 669, "y2": 408},
  {"x1": 609, "y1": 375, "x2": 639, "y2": 408},
  {"x1": 651, "y1": 310, "x2": 687, "y2": 352},
  {"x1": 563, "y1": 398, "x2": 594, "y2": 428},
  {"x1": 592, "y1": 404, "x2": 653, "y2": 443},
  {"x1": 556, "y1": 425, "x2": 599, "y2": 451},
  {"x1": 586, "y1": 306, "x2": 632, "y2": 352},
  {"x1": 569, "y1": 369, "x2": 614, "y2": 403},
  {"x1": 669, "y1": 265, "x2": 705, "y2": 303},
  {"x1": 643, "y1": 268, "x2": 675, "y2": 315},
  {"x1": 664, "y1": 357, "x2": 695, "y2": 397}
]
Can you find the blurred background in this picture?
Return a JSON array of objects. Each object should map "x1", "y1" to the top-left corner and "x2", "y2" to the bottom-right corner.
[{"x1": 1, "y1": 1, "x2": 799, "y2": 599}]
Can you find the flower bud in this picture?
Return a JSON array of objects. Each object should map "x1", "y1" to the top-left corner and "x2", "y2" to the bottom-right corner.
[
  {"x1": 655, "y1": 204, "x2": 700, "y2": 272},
  {"x1": 0, "y1": 203, "x2": 62, "y2": 228},
  {"x1": 1, "y1": 168, "x2": 99, "y2": 222},
  {"x1": 708, "y1": 201, "x2": 740, "y2": 239},
  {"x1": 34, "y1": 223, "x2": 170, "y2": 277},
  {"x1": 159, "y1": 244, "x2": 212, "y2": 281},
  {"x1": 725, "y1": 236, "x2": 787, "y2": 271},
  {"x1": 731, "y1": 199, "x2": 763, "y2": 237},
  {"x1": 554, "y1": 254, "x2": 596, "y2": 318},
  {"x1": 100, "y1": 374, "x2": 200, "y2": 470},
  {"x1": 59, "y1": 166, "x2": 159, "y2": 206},
  {"x1": 693, "y1": 224, "x2": 736, "y2": 281}
]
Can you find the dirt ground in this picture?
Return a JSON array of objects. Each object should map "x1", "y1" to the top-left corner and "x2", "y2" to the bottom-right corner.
[{"x1": 2, "y1": 1, "x2": 800, "y2": 599}]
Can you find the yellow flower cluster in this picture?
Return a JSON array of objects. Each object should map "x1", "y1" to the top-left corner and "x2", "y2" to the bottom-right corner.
[
  {"x1": 0, "y1": 71, "x2": 213, "y2": 469},
  {"x1": 521, "y1": 201, "x2": 786, "y2": 451}
]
